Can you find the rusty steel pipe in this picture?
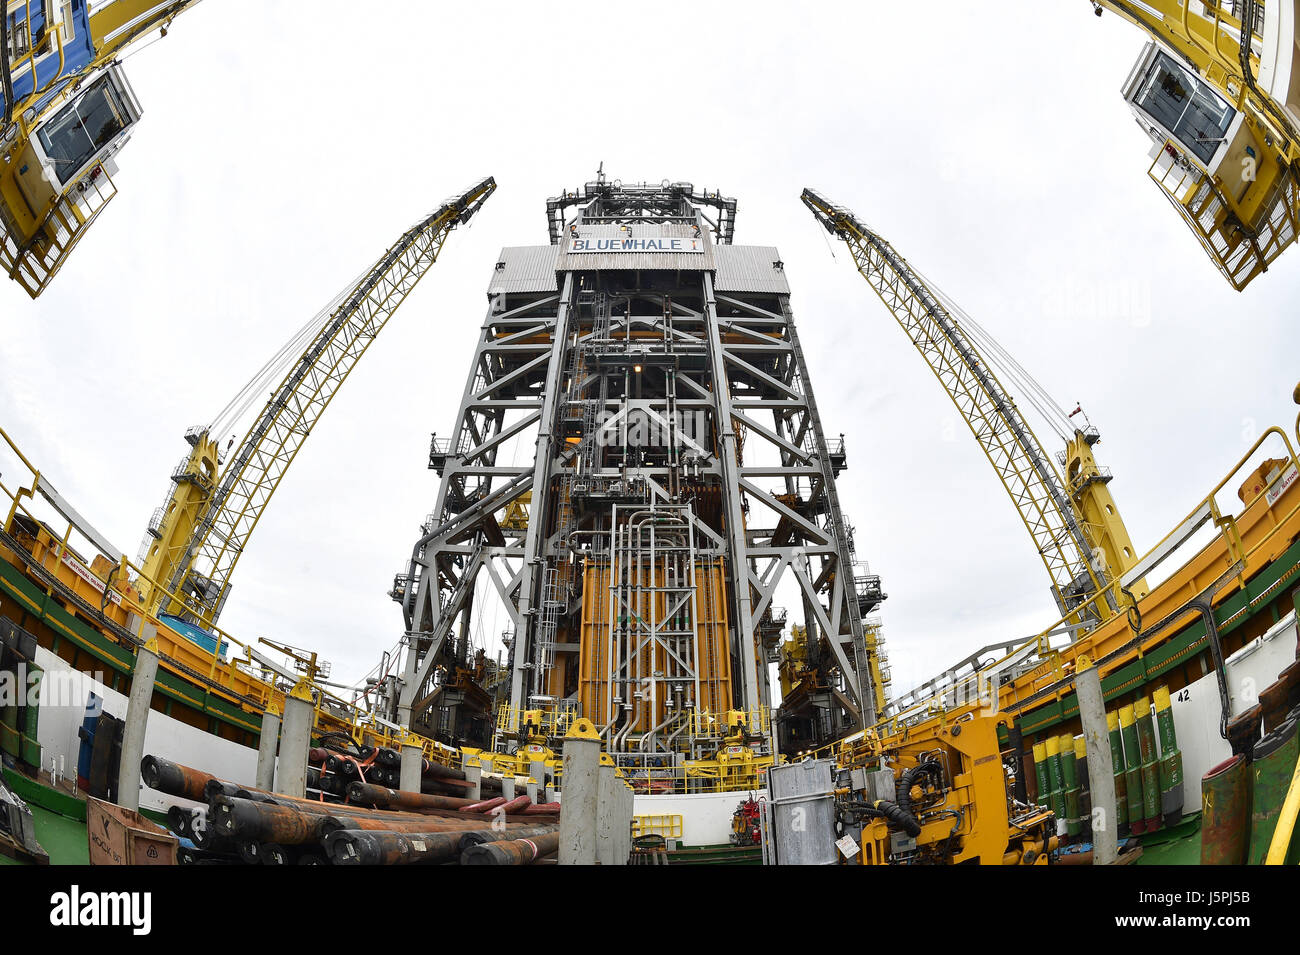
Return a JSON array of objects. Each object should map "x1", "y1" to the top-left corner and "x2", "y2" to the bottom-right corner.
[
  {"x1": 462, "y1": 796, "x2": 507, "y2": 814},
  {"x1": 324, "y1": 828, "x2": 470, "y2": 865},
  {"x1": 422, "y1": 762, "x2": 468, "y2": 781},
  {"x1": 461, "y1": 831, "x2": 560, "y2": 865},
  {"x1": 261, "y1": 843, "x2": 299, "y2": 865},
  {"x1": 497, "y1": 795, "x2": 533, "y2": 814},
  {"x1": 458, "y1": 824, "x2": 558, "y2": 851},
  {"x1": 141, "y1": 756, "x2": 219, "y2": 802},
  {"x1": 317, "y1": 813, "x2": 512, "y2": 838},
  {"x1": 346, "y1": 782, "x2": 477, "y2": 811},
  {"x1": 212, "y1": 796, "x2": 326, "y2": 845},
  {"x1": 423, "y1": 778, "x2": 475, "y2": 794},
  {"x1": 520, "y1": 802, "x2": 561, "y2": 815},
  {"x1": 166, "y1": 805, "x2": 194, "y2": 840}
]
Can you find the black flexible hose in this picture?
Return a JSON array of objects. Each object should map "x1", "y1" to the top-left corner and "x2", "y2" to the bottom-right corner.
[
  {"x1": 870, "y1": 799, "x2": 922, "y2": 838},
  {"x1": 896, "y1": 759, "x2": 944, "y2": 816},
  {"x1": 2, "y1": 12, "x2": 14, "y2": 129}
]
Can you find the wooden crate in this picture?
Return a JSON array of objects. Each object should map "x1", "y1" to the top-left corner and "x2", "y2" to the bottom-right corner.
[{"x1": 86, "y1": 797, "x2": 177, "y2": 866}]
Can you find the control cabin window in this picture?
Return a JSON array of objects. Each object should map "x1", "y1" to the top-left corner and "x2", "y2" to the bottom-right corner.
[
  {"x1": 36, "y1": 73, "x2": 131, "y2": 186},
  {"x1": 1132, "y1": 52, "x2": 1235, "y2": 165}
]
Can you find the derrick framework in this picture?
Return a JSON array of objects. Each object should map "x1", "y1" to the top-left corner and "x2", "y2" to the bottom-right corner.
[{"x1": 389, "y1": 174, "x2": 885, "y2": 767}]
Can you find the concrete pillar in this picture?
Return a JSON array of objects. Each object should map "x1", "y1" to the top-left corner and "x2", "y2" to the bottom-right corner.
[
  {"x1": 559, "y1": 719, "x2": 601, "y2": 865},
  {"x1": 526, "y1": 776, "x2": 539, "y2": 802},
  {"x1": 116, "y1": 630, "x2": 159, "y2": 812},
  {"x1": 464, "y1": 758, "x2": 482, "y2": 800},
  {"x1": 279, "y1": 681, "x2": 315, "y2": 798},
  {"x1": 596, "y1": 760, "x2": 617, "y2": 865},
  {"x1": 529, "y1": 760, "x2": 547, "y2": 794},
  {"x1": 501, "y1": 775, "x2": 515, "y2": 800},
  {"x1": 596, "y1": 759, "x2": 632, "y2": 865},
  {"x1": 1076, "y1": 658, "x2": 1118, "y2": 865},
  {"x1": 623, "y1": 777, "x2": 635, "y2": 858},
  {"x1": 399, "y1": 738, "x2": 423, "y2": 793},
  {"x1": 255, "y1": 704, "x2": 281, "y2": 792}
]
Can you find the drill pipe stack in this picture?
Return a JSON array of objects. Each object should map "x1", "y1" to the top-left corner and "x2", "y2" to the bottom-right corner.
[
  {"x1": 143, "y1": 755, "x2": 561, "y2": 865},
  {"x1": 324, "y1": 824, "x2": 559, "y2": 865}
]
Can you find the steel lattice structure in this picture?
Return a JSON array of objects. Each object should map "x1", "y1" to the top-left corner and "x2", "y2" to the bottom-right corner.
[
  {"x1": 803, "y1": 188, "x2": 1106, "y2": 623},
  {"x1": 157, "y1": 178, "x2": 496, "y2": 627},
  {"x1": 394, "y1": 174, "x2": 882, "y2": 757}
]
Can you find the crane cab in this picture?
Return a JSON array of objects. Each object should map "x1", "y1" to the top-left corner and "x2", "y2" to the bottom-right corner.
[
  {"x1": 1120, "y1": 29, "x2": 1300, "y2": 290},
  {"x1": 1, "y1": 63, "x2": 141, "y2": 295}
]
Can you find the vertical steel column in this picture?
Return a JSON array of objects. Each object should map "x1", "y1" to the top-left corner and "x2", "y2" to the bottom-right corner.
[
  {"x1": 784, "y1": 304, "x2": 873, "y2": 725},
  {"x1": 509, "y1": 274, "x2": 576, "y2": 712},
  {"x1": 701, "y1": 271, "x2": 761, "y2": 713}
]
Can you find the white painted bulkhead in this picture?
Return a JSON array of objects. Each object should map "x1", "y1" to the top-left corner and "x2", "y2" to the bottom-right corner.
[
  {"x1": 633, "y1": 790, "x2": 745, "y2": 847},
  {"x1": 31, "y1": 646, "x2": 260, "y2": 813}
]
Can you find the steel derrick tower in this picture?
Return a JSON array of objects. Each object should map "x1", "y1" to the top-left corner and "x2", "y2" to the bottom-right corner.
[{"x1": 392, "y1": 174, "x2": 883, "y2": 762}]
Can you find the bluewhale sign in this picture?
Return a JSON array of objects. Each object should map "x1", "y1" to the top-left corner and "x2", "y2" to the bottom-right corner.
[{"x1": 568, "y1": 236, "x2": 703, "y2": 253}]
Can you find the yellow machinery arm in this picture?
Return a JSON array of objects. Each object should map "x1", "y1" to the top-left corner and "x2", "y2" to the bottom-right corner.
[
  {"x1": 86, "y1": 1, "x2": 202, "y2": 63},
  {"x1": 2, "y1": 1, "x2": 204, "y2": 297},
  {"x1": 1092, "y1": 1, "x2": 1300, "y2": 288},
  {"x1": 139, "y1": 177, "x2": 497, "y2": 628},
  {"x1": 802, "y1": 188, "x2": 1134, "y2": 627}
]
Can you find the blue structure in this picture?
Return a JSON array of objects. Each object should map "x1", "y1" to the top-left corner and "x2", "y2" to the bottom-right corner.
[
  {"x1": 2, "y1": 1, "x2": 97, "y2": 117},
  {"x1": 160, "y1": 614, "x2": 229, "y2": 660}
]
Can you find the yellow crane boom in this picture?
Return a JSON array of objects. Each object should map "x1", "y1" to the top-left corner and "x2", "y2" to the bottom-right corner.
[
  {"x1": 139, "y1": 176, "x2": 497, "y2": 628},
  {"x1": 802, "y1": 188, "x2": 1143, "y2": 628}
]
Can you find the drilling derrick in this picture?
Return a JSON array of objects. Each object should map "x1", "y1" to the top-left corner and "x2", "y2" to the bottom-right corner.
[{"x1": 394, "y1": 173, "x2": 880, "y2": 774}]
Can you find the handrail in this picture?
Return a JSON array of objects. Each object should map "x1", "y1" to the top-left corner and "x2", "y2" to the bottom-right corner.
[
  {"x1": 0, "y1": 423, "x2": 426, "y2": 740},
  {"x1": 1265, "y1": 749, "x2": 1300, "y2": 864},
  {"x1": 7, "y1": 2, "x2": 70, "y2": 102}
]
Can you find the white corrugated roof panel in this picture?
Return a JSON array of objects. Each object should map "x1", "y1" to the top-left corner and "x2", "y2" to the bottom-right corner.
[
  {"x1": 488, "y1": 246, "x2": 560, "y2": 295},
  {"x1": 713, "y1": 245, "x2": 790, "y2": 294}
]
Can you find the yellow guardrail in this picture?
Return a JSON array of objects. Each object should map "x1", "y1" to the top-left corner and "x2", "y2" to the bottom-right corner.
[
  {"x1": 1266, "y1": 750, "x2": 1300, "y2": 865},
  {"x1": 821, "y1": 421, "x2": 1300, "y2": 761},
  {"x1": 0, "y1": 424, "x2": 454, "y2": 759},
  {"x1": 7, "y1": 2, "x2": 70, "y2": 103},
  {"x1": 633, "y1": 814, "x2": 683, "y2": 839},
  {"x1": 494, "y1": 702, "x2": 578, "y2": 741}
]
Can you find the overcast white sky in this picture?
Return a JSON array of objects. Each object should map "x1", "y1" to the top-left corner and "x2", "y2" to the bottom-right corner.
[{"x1": 3, "y1": 1, "x2": 1298, "y2": 702}]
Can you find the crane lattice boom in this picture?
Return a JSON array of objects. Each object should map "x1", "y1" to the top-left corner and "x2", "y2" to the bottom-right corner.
[
  {"x1": 802, "y1": 188, "x2": 1108, "y2": 623},
  {"x1": 158, "y1": 177, "x2": 496, "y2": 627}
]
